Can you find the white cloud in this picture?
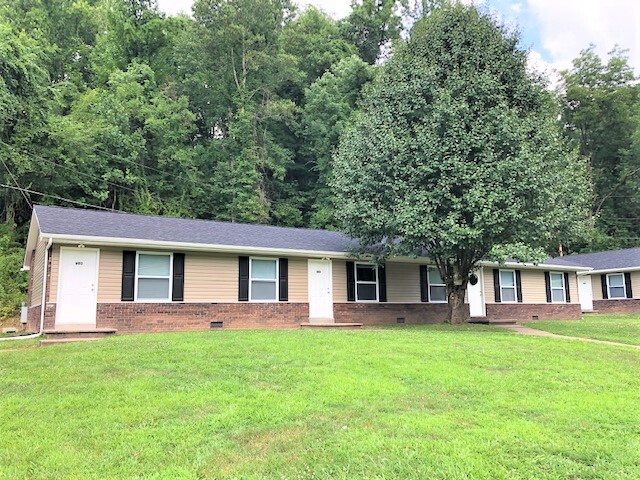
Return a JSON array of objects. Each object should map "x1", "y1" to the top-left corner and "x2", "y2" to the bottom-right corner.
[
  {"x1": 527, "y1": 49, "x2": 562, "y2": 88},
  {"x1": 157, "y1": 0, "x2": 193, "y2": 16},
  {"x1": 526, "y1": 0, "x2": 640, "y2": 73}
]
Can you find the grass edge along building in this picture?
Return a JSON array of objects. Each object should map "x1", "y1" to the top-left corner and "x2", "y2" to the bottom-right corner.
[{"x1": 24, "y1": 205, "x2": 594, "y2": 333}]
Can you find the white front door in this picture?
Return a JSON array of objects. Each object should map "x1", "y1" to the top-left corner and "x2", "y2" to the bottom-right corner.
[
  {"x1": 56, "y1": 247, "x2": 99, "y2": 328},
  {"x1": 308, "y1": 259, "x2": 333, "y2": 322},
  {"x1": 468, "y1": 268, "x2": 486, "y2": 317},
  {"x1": 578, "y1": 275, "x2": 593, "y2": 311}
]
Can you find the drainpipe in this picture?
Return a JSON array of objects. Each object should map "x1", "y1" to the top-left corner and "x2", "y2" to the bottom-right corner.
[{"x1": 0, "y1": 237, "x2": 52, "y2": 342}]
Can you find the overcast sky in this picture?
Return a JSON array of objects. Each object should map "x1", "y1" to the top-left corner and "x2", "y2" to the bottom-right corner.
[{"x1": 157, "y1": 0, "x2": 640, "y2": 78}]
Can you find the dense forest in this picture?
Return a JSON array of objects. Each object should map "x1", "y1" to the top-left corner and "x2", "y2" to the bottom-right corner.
[{"x1": 0, "y1": 0, "x2": 639, "y2": 315}]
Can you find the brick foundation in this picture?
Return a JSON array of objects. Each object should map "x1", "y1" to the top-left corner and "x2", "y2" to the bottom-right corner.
[
  {"x1": 26, "y1": 305, "x2": 40, "y2": 332},
  {"x1": 334, "y1": 303, "x2": 455, "y2": 325},
  {"x1": 96, "y1": 302, "x2": 310, "y2": 333},
  {"x1": 486, "y1": 303, "x2": 582, "y2": 321},
  {"x1": 593, "y1": 299, "x2": 640, "y2": 314}
]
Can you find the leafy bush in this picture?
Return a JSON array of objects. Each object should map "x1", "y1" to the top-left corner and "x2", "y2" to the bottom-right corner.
[{"x1": 0, "y1": 225, "x2": 28, "y2": 318}]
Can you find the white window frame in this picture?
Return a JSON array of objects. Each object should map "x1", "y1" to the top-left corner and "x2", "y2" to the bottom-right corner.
[
  {"x1": 606, "y1": 273, "x2": 627, "y2": 300},
  {"x1": 427, "y1": 266, "x2": 447, "y2": 303},
  {"x1": 249, "y1": 257, "x2": 279, "y2": 302},
  {"x1": 549, "y1": 272, "x2": 566, "y2": 303},
  {"x1": 135, "y1": 251, "x2": 173, "y2": 302},
  {"x1": 499, "y1": 269, "x2": 518, "y2": 303},
  {"x1": 355, "y1": 262, "x2": 378, "y2": 302}
]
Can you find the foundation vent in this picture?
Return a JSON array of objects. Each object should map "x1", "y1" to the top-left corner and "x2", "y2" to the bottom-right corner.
[
  {"x1": 210, "y1": 321, "x2": 223, "y2": 329},
  {"x1": 396, "y1": 317, "x2": 405, "y2": 324},
  {"x1": 531, "y1": 315, "x2": 539, "y2": 321}
]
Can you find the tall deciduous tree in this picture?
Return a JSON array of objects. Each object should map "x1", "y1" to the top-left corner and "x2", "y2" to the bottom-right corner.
[
  {"x1": 332, "y1": 3, "x2": 590, "y2": 323},
  {"x1": 561, "y1": 47, "x2": 640, "y2": 250}
]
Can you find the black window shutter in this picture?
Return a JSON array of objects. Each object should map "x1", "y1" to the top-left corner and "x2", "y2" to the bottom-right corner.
[
  {"x1": 378, "y1": 265, "x2": 387, "y2": 302},
  {"x1": 544, "y1": 272, "x2": 551, "y2": 303},
  {"x1": 420, "y1": 265, "x2": 429, "y2": 302},
  {"x1": 493, "y1": 269, "x2": 501, "y2": 303},
  {"x1": 121, "y1": 251, "x2": 136, "y2": 301},
  {"x1": 172, "y1": 253, "x2": 185, "y2": 302},
  {"x1": 238, "y1": 256, "x2": 249, "y2": 301},
  {"x1": 346, "y1": 261, "x2": 355, "y2": 302},
  {"x1": 515, "y1": 270, "x2": 523, "y2": 303},
  {"x1": 624, "y1": 272, "x2": 633, "y2": 299},
  {"x1": 563, "y1": 272, "x2": 571, "y2": 303},
  {"x1": 279, "y1": 258, "x2": 288, "y2": 301},
  {"x1": 601, "y1": 275, "x2": 608, "y2": 299}
]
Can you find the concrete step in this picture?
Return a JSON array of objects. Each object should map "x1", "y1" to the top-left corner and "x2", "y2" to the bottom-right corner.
[
  {"x1": 468, "y1": 319, "x2": 517, "y2": 325},
  {"x1": 300, "y1": 322, "x2": 363, "y2": 329},
  {"x1": 40, "y1": 338, "x2": 103, "y2": 347},
  {"x1": 43, "y1": 328, "x2": 117, "y2": 339}
]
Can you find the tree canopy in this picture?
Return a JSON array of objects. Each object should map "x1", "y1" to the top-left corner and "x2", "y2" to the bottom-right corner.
[{"x1": 332, "y1": 3, "x2": 591, "y2": 323}]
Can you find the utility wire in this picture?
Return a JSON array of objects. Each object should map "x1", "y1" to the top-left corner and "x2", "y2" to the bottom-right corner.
[
  {"x1": 39, "y1": 157, "x2": 139, "y2": 194},
  {"x1": 0, "y1": 184, "x2": 116, "y2": 212},
  {"x1": 0, "y1": 158, "x2": 32, "y2": 208}
]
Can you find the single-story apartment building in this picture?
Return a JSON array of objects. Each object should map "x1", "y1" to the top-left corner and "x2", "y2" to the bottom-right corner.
[
  {"x1": 24, "y1": 205, "x2": 588, "y2": 333},
  {"x1": 546, "y1": 248, "x2": 640, "y2": 314}
]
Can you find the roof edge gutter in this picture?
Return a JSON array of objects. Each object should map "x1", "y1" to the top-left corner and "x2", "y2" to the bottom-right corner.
[
  {"x1": 40, "y1": 233, "x2": 352, "y2": 259},
  {"x1": 578, "y1": 266, "x2": 640, "y2": 275}
]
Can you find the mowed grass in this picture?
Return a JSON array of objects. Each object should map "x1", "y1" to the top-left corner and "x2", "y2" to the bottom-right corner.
[
  {"x1": 0, "y1": 332, "x2": 40, "y2": 350},
  {"x1": 525, "y1": 314, "x2": 640, "y2": 346},
  {"x1": 1, "y1": 327, "x2": 639, "y2": 479}
]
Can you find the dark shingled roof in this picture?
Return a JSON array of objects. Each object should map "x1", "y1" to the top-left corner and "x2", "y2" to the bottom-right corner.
[
  {"x1": 34, "y1": 205, "x2": 358, "y2": 253},
  {"x1": 545, "y1": 247, "x2": 640, "y2": 270}
]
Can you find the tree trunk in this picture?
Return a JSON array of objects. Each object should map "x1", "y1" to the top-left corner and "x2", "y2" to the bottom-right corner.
[{"x1": 447, "y1": 285, "x2": 468, "y2": 324}]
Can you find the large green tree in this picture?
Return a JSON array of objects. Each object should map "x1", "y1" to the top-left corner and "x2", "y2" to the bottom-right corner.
[
  {"x1": 561, "y1": 47, "x2": 640, "y2": 251},
  {"x1": 332, "y1": 3, "x2": 590, "y2": 323}
]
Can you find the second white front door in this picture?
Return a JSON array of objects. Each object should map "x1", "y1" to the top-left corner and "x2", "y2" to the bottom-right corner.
[
  {"x1": 578, "y1": 275, "x2": 593, "y2": 311},
  {"x1": 468, "y1": 268, "x2": 486, "y2": 317},
  {"x1": 308, "y1": 259, "x2": 333, "y2": 322},
  {"x1": 56, "y1": 247, "x2": 99, "y2": 328}
]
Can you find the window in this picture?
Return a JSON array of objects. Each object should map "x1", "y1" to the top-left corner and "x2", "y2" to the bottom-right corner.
[
  {"x1": 356, "y1": 263, "x2": 378, "y2": 301},
  {"x1": 607, "y1": 273, "x2": 626, "y2": 299},
  {"x1": 499, "y1": 270, "x2": 517, "y2": 302},
  {"x1": 136, "y1": 253, "x2": 172, "y2": 301},
  {"x1": 550, "y1": 272, "x2": 566, "y2": 303},
  {"x1": 428, "y1": 267, "x2": 447, "y2": 302},
  {"x1": 250, "y1": 258, "x2": 278, "y2": 301}
]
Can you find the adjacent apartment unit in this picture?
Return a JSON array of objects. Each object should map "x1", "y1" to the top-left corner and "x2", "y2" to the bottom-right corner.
[
  {"x1": 24, "y1": 205, "x2": 590, "y2": 333},
  {"x1": 547, "y1": 248, "x2": 640, "y2": 314}
]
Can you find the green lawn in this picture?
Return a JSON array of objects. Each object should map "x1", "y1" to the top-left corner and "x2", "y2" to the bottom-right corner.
[
  {"x1": 1, "y1": 327, "x2": 639, "y2": 479},
  {"x1": 0, "y1": 332, "x2": 40, "y2": 350},
  {"x1": 525, "y1": 314, "x2": 640, "y2": 346}
]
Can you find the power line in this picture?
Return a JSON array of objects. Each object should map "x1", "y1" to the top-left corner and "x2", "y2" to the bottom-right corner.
[
  {"x1": 39, "y1": 157, "x2": 139, "y2": 194},
  {"x1": 0, "y1": 158, "x2": 32, "y2": 208},
  {"x1": 0, "y1": 184, "x2": 116, "y2": 212}
]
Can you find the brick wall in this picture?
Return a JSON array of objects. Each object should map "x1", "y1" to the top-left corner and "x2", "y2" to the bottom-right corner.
[
  {"x1": 26, "y1": 305, "x2": 40, "y2": 332},
  {"x1": 334, "y1": 303, "x2": 454, "y2": 325},
  {"x1": 593, "y1": 299, "x2": 640, "y2": 314},
  {"x1": 486, "y1": 303, "x2": 581, "y2": 321},
  {"x1": 96, "y1": 303, "x2": 310, "y2": 333}
]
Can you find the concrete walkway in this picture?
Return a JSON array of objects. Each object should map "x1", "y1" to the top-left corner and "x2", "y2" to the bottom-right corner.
[{"x1": 496, "y1": 324, "x2": 640, "y2": 350}]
